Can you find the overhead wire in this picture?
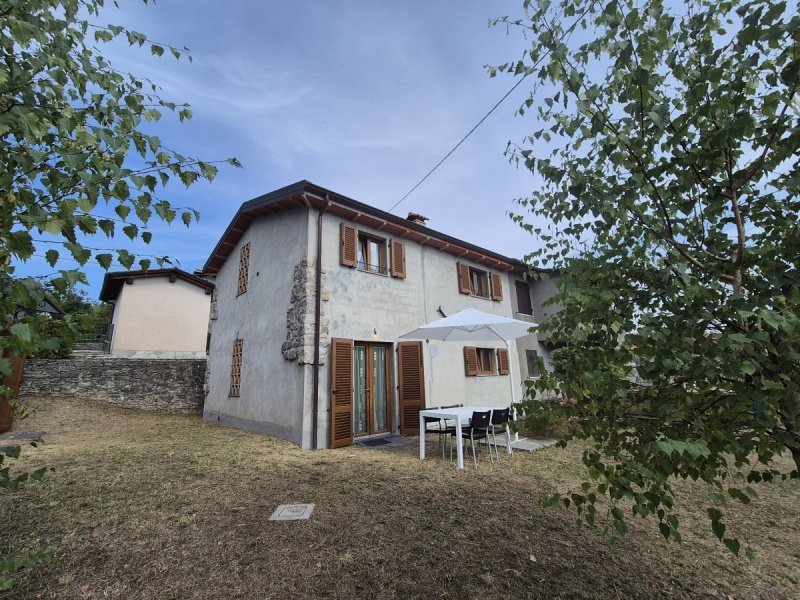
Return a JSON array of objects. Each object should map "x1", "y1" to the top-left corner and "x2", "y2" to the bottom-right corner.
[
  {"x1": 387, "y1": 73, "x2": 529, "y2": 214},
  {"x1": 388, "y1": 4, "x2": 590, "y2": 214}
]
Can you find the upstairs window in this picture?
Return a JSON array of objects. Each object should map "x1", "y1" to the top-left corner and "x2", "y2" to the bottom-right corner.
[
  {"x1": 357, "y1": 233, "x2": 387, "y2": 275},
  {"x1": 516, "y1": 280, "x2": 533, "y2": 315},
  {"x1": 470, "y1": 267, "x2": 489, "y2": 298},
  {"x1": 457, "y1": 262, "x2": 503, "y2": 301},
  {"x1": 237, "y1": 242, "x2": 250, "y2": 296},
  {"x1": 341, "y1": 222, "x2": 405, "y2": 278}
]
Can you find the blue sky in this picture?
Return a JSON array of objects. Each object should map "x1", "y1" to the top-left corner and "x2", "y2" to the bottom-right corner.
[{"x1": 18, "y1": 0, "x2": 548, "y2": 298}]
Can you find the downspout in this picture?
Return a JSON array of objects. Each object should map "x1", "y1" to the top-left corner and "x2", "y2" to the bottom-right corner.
[{"x1": 311, "y1": 195, "x2": 330, "y2": 450}]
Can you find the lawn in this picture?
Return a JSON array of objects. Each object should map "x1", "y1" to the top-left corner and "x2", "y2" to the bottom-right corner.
[{"x1": 1, "y1": 397, "x2": 798, "y2": 599}]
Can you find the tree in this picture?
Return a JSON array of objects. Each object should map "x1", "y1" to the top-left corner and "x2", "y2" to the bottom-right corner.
[
  {"x1": 494, "y1": 0, "x2": 799, "y2": 555},
  {"x1": 0, "y1": 0, "x2": 238, "y2": 587},
  {"x1": 0, "y1": 0, "x2": 239, "y2": 384}
]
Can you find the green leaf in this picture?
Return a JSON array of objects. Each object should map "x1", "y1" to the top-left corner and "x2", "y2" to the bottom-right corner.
[
  {"x1": 723, "y1": 538, "x2": 741, "y2": 556},
  {"x1": 45, "y1": 250, "x2": 59, "y2": 267},
  {"x1": 10, "y1": 323, "x2": 32, "y2": 343}
]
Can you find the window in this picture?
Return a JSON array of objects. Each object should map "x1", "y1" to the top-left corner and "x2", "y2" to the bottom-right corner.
[
  {"x1": 457, "y1": 262, "x2": 503, "y2": 301},
  {"x1": 236, "y1": 242, "x2": 250, "y2": 296},
  {"x1": 526, "y1": 350, "x2": 540, "y2": 378},
  {"x1": 476, "y1": 348, "x2": 495, "y2": 375},
  {"x1": 357, "y1": 233, "x2": 387, "y2": 275},
  {"x1": 341, "y1": 223, "x2": 406, "y2": 277},
  {"x1": 229, "y1": 338, "x2": 243, "y2": 396},
  {"x1": 470, "y1": 267, "x2": 489, "y2": 298},
  {"x1": 464, "y1": 346, "x2": 508, "y2": 376},
  {"x1": 516, "y1": 280, "x2": 533, "y2": 315}
]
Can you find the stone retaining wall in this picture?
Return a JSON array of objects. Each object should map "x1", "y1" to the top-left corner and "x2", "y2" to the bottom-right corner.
[{"x1": 18, "y1": 358, "x2": 206, "y2": 413}]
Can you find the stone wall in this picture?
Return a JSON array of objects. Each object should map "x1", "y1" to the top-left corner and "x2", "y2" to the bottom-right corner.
[
  {"x1": 281, "y1": 257, "x2": 330, "y2": 365},
  {"x1": 18, "y1": 358, "x2": 206, "y2": 413}
]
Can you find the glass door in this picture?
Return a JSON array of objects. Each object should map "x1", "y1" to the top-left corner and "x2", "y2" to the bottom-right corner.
[{"x1": 353, "y1": 343, "x2": 391, "y2": 436}]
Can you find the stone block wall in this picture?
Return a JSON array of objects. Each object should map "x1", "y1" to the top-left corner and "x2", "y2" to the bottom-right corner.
[{"x1": 18, "y1": 358, "x2": 206, "y2": 413}]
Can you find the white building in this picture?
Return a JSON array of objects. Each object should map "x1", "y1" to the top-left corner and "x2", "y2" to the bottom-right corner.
[
  {"x1": 99, "y1": 268, "x2": 214, "y2": 359},
  {"x1": 202, "y1": 181, "x2": 557, "y2": 449}
]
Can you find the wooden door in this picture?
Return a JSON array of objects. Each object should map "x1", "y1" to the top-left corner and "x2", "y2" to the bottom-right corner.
[
  {"x1": 330, "y1": 338, "x2": 354, "y2": 448},
  {"x1": 397, "y1": 341, "x2": 425, "y2": 435},
  {"x1": 353, "y1": 344, "x2": 391, "y2": 437}
]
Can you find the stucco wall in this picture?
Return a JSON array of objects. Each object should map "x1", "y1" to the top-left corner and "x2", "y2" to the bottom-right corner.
[
  {"x1": 18, "y1": 358, "x2": 205, "y2": 412},
  {"x1": 314, "y1": 213, "x2": 536, "y2": 448},
  {"x1": 110, "y1": 276, "x2": 211, "y2": 357},
  {"x1": 203, "y1": 207, "x2": 310, "y2": 445},
  {"x1": 507, "y1": 274, "x2": 555, "y2": 380}
]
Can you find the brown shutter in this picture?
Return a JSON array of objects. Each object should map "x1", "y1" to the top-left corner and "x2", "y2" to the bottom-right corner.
[
  {"x1": 457, "y1": 262, "x2": 470, "y2": 294},
  {"x1": 330, "y1": 338, "x2": 354, "y2": 448},
  {"x1": 390, "y1": 240, "x2": 406, "y2": 279},
  {"x1": 464, "y1": 346, "x2": 478, "y2": 376},
  {"x1": 398, "y1": 341, "x2": 425, "y2": 435},
  {"x1": 490, "y1": 273, "x2": 503, "y2": 301},
  {"x1": 497, "y1": 348, "x2": 510, "y2": 375},
  {"x1": 340, "y1": 223, "x2": 357, "y2": 267}
]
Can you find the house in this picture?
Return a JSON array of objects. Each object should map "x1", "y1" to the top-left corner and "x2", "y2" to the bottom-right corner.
[
  {"x1": 99, "y1": 268, "x2": 215, "y2": 358},
  {"x1": 201, "y1": 181, "x2": 556, "y2": 449}
]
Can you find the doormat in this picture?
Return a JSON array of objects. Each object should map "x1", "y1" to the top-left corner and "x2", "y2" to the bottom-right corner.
[{"x1": 356, "y1": 438, "x2": 390, "y2": 447}]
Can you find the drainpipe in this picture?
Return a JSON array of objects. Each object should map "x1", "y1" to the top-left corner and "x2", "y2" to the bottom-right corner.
[{"x1": 311, "y1": 195, "x2": 330, "y2": 450}]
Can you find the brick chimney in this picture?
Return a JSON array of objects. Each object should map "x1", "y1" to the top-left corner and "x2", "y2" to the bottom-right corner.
[{"x1": 406, "y1": 212, "x2": 429, "y2": 226}]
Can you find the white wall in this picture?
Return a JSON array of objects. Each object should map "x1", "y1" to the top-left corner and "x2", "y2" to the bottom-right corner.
[
  {"x1": 110, "y1": 277, "x2": 211, "y2": 357},
  {"x1": 314, "y1": 214, "x2": 529, "y2": 447}
]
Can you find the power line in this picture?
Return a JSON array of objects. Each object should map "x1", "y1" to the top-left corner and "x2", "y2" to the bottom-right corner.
[{"x1": 388, "y1": 73, "x2": 529, "y2": 214}]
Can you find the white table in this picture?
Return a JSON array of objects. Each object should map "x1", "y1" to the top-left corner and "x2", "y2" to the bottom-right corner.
[{"x1": 418, "y1": 406, "x2": 511, "y2": 469}]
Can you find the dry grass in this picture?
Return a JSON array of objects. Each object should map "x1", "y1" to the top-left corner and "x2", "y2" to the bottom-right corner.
[{"x1": 1, "y1": 397, "x2": 798, "y2": 599}]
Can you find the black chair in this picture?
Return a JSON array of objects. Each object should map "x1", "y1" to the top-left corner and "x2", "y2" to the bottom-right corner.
[
  {"x1": 422, "y1": 407, "x2": 448, "y2": 458},
  {"x1": 438, "y1": 403, "x2": 463, "y2": 459},
  {"x1": 451, "y1": 410, "x2": 492, "y2": 467},
  {"x1": 488, "y1": 407, "x2": 512, "y2": 461}
]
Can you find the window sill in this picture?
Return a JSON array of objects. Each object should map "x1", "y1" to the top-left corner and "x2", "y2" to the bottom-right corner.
[{"x1": 357, "y1": 267, "x2": 389, "y2": 277}]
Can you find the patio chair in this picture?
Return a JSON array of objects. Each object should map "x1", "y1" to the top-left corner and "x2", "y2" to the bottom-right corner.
[
  {"x1": 423, "y1": 407, "x2": 448, "y2": 459},
  {"x1": 451, "y1": 410, "x2": 492, "y2": 467},
  {"x1": 488, "y1": 407, "x2": 512, "y2": 461},
  {"x1": 438, "y1": 403, "x2": 463, "y2": 460}
]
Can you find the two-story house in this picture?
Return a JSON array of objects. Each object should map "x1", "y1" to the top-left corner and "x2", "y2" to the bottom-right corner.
[{"x1": 201, "y1": 181, "x2": 556, "y2": 449}]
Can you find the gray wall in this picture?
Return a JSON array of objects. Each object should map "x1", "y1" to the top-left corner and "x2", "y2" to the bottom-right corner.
[
  {"x1": 508, "y1": 273, "x2": 558, "y2": 381},
  {"x1": 18, "y1": 358, "x2": 205, "y2": 412},
  {"x1": 204, "y1": 206, "x2": 310, "y2": 445}
]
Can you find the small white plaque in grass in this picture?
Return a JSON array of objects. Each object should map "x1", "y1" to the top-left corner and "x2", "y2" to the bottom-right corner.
[{"x1": 270, "y1": 503, "x2": 315, "y2": 521}]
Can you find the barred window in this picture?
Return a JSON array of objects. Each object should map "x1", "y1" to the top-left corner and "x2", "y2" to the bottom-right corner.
[
  {"x1": 237, "y1": 242, "x2": 250, "y2": 296},
  {"x1": 229, "y1": 339, "x2": 243, "y2": 397}
]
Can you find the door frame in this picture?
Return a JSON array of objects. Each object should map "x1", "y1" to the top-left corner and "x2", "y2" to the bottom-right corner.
[{"x1": 353, "y1": 341, "x2": 393, "y2": 437}]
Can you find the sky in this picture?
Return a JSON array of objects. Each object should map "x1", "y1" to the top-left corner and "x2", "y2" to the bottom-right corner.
[{"x1": 18, "y1": 0, "x2": 549, "y2": 298}]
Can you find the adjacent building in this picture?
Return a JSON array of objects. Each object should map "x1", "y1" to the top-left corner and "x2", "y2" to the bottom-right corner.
[{"x1": 99, "y1": 268, "x2": 214, "y2": 358}]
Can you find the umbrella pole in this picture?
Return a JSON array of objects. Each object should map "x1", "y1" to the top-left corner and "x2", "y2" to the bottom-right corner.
[{"x1": 507, "y1": 340, "x2": 519, "y2": 444}]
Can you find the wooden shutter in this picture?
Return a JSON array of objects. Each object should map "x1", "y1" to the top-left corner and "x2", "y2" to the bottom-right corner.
[
  {"x1": 330, "y1": 338, "x2": 354, "y2": 448},
  {"x1": 229, "y1": 339, "x2": 243, "y2": 396},
  {"x1": 390, "y1": 240, "x2": 406, "y2": 279},
  {"x1": 340, "y1": 223, "x2": 357, "y2": 267},
  {"x1": 457, "y1": 262, "x2": 470, "y2": 294},
  {"x1": 464, "y1": 346, "x2": 478, "y2": 376},
  {"x1": 490, "y1": 273, "x2": 503, "y2": 301},
  {"x1": 497, "y1": 348, "x2": 510, "y2": 375},
  {"x1": 398, "y1": 341, "x2": 425, "y2": 435}
]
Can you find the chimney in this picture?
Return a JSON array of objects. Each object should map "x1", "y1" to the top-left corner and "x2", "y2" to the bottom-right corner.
[{"x1": 406, "y1": 211, "x2": 429, "y2": 226}]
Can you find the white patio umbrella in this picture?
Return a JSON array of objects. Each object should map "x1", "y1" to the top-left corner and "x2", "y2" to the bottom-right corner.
[{"x1": 399, "y1": 308, "x2": 536, "y2": 413}]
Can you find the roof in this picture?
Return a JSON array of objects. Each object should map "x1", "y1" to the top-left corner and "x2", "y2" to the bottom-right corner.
[
  {"x1": 99, "y1": 268, "x2": 215, "y2": 302},
  {"x1": 202, "y1": 180, "x2": 545, "y2": 276}
]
